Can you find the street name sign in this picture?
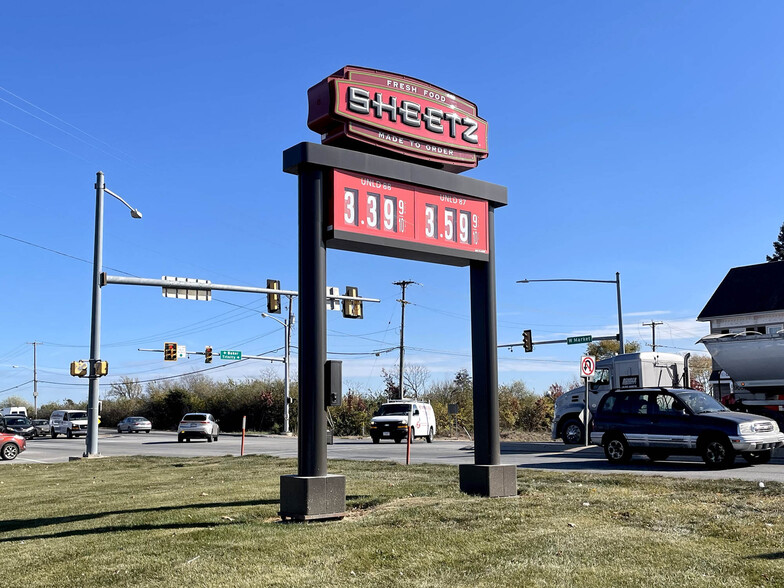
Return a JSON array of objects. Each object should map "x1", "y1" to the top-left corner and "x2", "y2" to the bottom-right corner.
[
  {"x1": 567, "y1": 335, "x2": 592, "y2": 345},
  {"x1": 220, "y1": 350, "x2": 242, "y2": 361}
]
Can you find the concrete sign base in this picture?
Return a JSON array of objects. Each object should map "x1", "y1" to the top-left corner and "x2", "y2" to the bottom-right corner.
[
  {"x1": 279, "y1": 474, "x2": 346, "y2": 521},
  {"x1": 459, "y1": 464, "x2": 517, "y2": 497}
]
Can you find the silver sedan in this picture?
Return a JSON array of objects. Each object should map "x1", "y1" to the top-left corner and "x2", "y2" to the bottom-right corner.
[{"x1": 117, "y1": 416, "x2": 152, "y2": 434}]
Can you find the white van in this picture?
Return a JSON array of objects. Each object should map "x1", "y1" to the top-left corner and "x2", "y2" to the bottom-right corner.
[
  {"x1": 49, "y1": 409, "x2": 89, "y2": 438},
  {"x1": 369, "y1": 400, "x2": 436, "y2": 444},
  {"x1": 1, "y1": 406, "x2": 27, "y2": 417}
]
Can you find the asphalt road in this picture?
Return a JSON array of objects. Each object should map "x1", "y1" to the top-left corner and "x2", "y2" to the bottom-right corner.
[{"x1": 5, "y1": 429, "x2": 783, "y2": 483}]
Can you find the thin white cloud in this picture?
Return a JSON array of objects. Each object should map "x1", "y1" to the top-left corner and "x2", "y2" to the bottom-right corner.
[{"x1": 625, "y1": 310, "x2": 672, "y2": 317}]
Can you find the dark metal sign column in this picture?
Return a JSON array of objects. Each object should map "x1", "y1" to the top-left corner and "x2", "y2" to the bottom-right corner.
[{"x1": 279, "y1": 167, "x2": 346, "y2": 521}]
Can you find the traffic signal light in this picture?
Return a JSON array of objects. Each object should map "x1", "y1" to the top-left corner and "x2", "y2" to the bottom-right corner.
[
  {"x1": 94, "y1": 360, "x2": 109, "y2": 377},
  {"x1": 205, "y1": 346, "x2": 213, "y2": 364},
  {"x1": 70, "y1": 361, "x2": 87, "y2": 377},
  {"x1": 342, "y1": 286, "x2": 363, "y2": 319},
  {"x1": 267, "y1": 279, "x2": 281, "y2": 314},
  {"x1": 523, "y1": 329, "x2": 533, "y2": 353},
  {"x1": 164, "y1": 342, "x2": 178, "y2": 361}
]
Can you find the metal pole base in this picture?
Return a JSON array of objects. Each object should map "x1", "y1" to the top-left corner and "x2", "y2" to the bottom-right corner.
[
  {"x1": 279, "y1": 474, "x2": 346, "y2": 522},
  {"x1": 459, "y1": 464, "x2": 517, "y2": 497}
]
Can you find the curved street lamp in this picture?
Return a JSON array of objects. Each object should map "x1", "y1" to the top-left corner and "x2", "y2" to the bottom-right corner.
[
  {"x1": 85, "y1": 172, "x2": 142, "y2": 457},
  {"x1": 517, "y1": 272, "x2": 624, "y2": 353}
]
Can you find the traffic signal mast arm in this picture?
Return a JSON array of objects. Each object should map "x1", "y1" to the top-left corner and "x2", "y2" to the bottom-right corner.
[
  {"x1": 101, "y1": 274, "x2": 381, "y2": 304},
  {"x1": 138, "y1": 347, "x2": 286, "y2": 363},
  {"x1": 498, "y1": 334, "x2": 619, "y2": 349}
]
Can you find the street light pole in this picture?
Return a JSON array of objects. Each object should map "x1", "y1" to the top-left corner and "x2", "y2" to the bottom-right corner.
[
  {"x1": 517, "y1": 273, "x2": 625, "y2": 354},
  {"x1": 262, "y1": 298, "x2": 293, "y2": 435},
  {"x1": 85, "y1": 172, "x2": 142, "y2": 457}
]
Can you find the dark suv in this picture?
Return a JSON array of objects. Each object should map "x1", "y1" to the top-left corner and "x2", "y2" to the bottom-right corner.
[{"x1": 590, "y1": 387, "x2": 784, "y2": 468}]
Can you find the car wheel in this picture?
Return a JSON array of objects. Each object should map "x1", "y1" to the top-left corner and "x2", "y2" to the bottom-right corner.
[
  {"x1": 562, "y1": 419, "x2": 585, "y2": 445},
  {"x1": 604, "y1": 434, "x2": 632, "y2": 464},
  {"x1": 145, "y1": 430, "x2": 150, "y2": 434},
  {"x1": 214, "y1": 433, "x2": 219, "y2": 442},
  {"x1": 646, "y1": 451, "x2": 670, "y2": 462},
  {"x1": 371, "y1": 436, "x2": 380, "y2": 444},
  {"x1": 701, "y1": 436, "x2": 735, "y2": 469},
  {"x1": 67, "y1": 429, "x2": 73, "y2": 439},
  {"x1": 177, "y1": 434, "x2": 183, "y2": 443},
  {"x1": 1, "y1": 443, "x2": 19, "y2": 460},
  {"x1": 186, "y1": 438, "x2": 191, "y2": 443},
  {"x1": 207, "y1": 434, "x2": 213, "y2": 443},
  {"x1": 742, "y1": 450, "x2": 772, "y2": 465},
  {"x1": 117, "y1": 427, "x2": 122, "y2": 434},
  {"x1": 394, "y1": 437, "x2": 402, "y2": 444},
  {"x1": 426, "y1": 427, "x2": 434, "y2": 443}
]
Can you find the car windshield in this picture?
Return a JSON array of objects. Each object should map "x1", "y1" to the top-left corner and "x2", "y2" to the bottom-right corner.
[
  {"x1": 675, "y1": 391, "x2": 728, "y2": 414},
  {"x1": 129, "y1": 417, "x2": 145, "y2": 422},
  {"x1": 377, "y1": 404, "x2": 412, "y2": 416},
  {"x1": 182, "y1": 414, "x2": 207, "y2": 421},
  {"x1": 6, "y1": 417, "x2": 30, "y2": 426}
]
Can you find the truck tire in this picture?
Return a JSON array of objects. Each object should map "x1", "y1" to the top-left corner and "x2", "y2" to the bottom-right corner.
[
  {"x1": 426, "y1": 427, "x2": 434, "y2": 443},
  {"x1": 561, "y1": 419, "x2": 584, "y2": 445},
  {"x1": 67, "y1": 429, "x2": 73, "y2": 439},
  {"x1": 371, "y1": 436, "x2": 380, "y2": 444},
  {"x1": 51, "y1": 430, "x2": 58, "y2": 439}
]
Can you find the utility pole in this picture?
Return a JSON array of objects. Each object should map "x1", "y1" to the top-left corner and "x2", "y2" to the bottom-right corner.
[
  {"x1": 27, "y1": 341, "x2": 40, "y2": 418},
  {"x1": 393, "y1": 280, "x2": 419, "y2": 400},
  {"x1": 643, "y1": 320, "x2": 664, "y2": 351}
]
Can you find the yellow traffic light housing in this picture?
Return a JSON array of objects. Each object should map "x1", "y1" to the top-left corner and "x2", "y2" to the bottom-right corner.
[
  {"x1": 164, "y1": 342, "x2": 178, "y2": 361},
  {"x1": 205, "y1": 346, "x2": 213, "y2": 364},
  {"x1": 522, "y1": 330, "x2": 533, "y2": 353},
  {"x1": 342, "y1": 286, "x2": 363, "y2": 319},
  {"x1": 267, "y1": 279, "x2": 281, "y2": 314},
  {"x1": 95, "y1": 360, "x2": 109, "y2": 377},
  {"x1": 70, "y1": 361, "x2": 88, "y2": 377}
]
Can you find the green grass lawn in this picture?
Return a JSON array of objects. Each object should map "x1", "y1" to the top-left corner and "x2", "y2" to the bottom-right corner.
[{"x1": 1, "y1": 456, "x2": 782, "y2": 587}]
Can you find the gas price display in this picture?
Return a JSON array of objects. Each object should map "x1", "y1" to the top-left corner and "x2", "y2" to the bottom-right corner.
[{"x1": 330, "y1": 169, "x2": 488, "y2": 262}]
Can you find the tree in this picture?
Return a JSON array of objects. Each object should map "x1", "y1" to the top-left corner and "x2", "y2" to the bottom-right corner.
[
  {"x1": 1, "y1": 395, "x2": 30, "y2": 409},
  {"x1": 106, "y1": 377, "x2": 144, "y2": 400},
  {"x1": 380, "y1": 363, "x2": 431, "y2": 399},
  {"x1": 767, "y1": 221, "x2": 784, "y2": 262},
  {"x1": 585, "y1": 339, "x2": 641, "y2": 360},
  {"x1": 688, "y1": 354, "x2": 713, "y2": 392}
]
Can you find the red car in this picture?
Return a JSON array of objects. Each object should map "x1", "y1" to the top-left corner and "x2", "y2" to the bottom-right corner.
[{"x1": 0, "y1": 431, "x2": 26, "y2": 461}]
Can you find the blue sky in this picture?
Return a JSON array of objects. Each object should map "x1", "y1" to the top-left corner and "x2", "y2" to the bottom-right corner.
[{"x1": 2, "y1": 1, "x2": 783, "y2": 407}]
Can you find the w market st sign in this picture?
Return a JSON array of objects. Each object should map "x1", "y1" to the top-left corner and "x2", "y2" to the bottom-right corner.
[{"x1": 280, "y1": 67, "x2": 511, "y2": 522}]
